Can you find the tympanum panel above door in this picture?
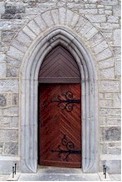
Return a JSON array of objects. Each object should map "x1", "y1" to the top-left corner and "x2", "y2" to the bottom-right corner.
[{"x1": 38, "y1": 45, "x2": 80, "y2": 83}]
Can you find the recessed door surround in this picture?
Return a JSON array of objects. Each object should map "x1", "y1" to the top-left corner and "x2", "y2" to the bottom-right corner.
[{"x1": 20, "y1": 28, "x2": 98, "y2": 173}]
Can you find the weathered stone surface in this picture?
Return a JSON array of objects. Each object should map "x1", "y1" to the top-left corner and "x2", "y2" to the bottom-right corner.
[
  {"x1": 96, "y1": 48, "x2": 112, "y2": 61},
  {"x1": 100, "y1": 142, "x2": 121, "y2": 155},
  {"x1": 0, "y1": 143, "x2": 3, "y2": 154},
  {"x1": 79, "y1": 9, "x2": 97, "y2": 14},
  {"x1": 0, "y1": 53, "x2": 5, "y2": 63},
  {"x1": 100, "y1": 67, "x2": 114, "y2": 79},
  {"x1": 89, "y1": 33, "x2": 103, "y2": 47},
  {"x1": 100, "y1": 108, "x2": 121, "y2": 116},
  {"x1": 79, "y1": 22, "x2": 93, "y2": 36},
  {"x1": 34, "y1": 15, "x2": 47, "y2": 31},
  {"x1": 113, "y1": 29, "x2": 121, "y2": 46},
  {"x1": 51, "y1": 9, "x2": 59, "y2": 25},
  {"x1": 74, "y1": 17, "x2": 87, "y2": 32},
  {"x1": 0, "y1": 80, "x2": 18, "y2": 92},
  {"x1": 102, "y1": 32, "x2": 112, "y2": 43},
  {"x1": 100, "y1": 0, "x2": 118, "y2": 5},
  {"x1": 107, "y1": 16, "x2": 119, "y2": 23},
  {"x1": 93, "y1": 41, "x2": 108, "y2": 54},
  {"x1": 108, "y1": 144, "x2": 121, "y2": 155},
  {"x1": 0, "y1": 109, "x2": 2, "y2": 116},
  {"x1": 0, "y1": 117, "x2": 10, "y2": 128},
  {"x1": 0, "y1": 2, "x2": 5, "y2": 14},
  {"x1": 100, "y1": 143, "x2": 107, "y2": 154},
  {"x1": 1, "y1": 4, "x2": 25, "y2": 19},
  {"x1": 104, "y1": 93, "x2": 113, "y2": 99},
  {"x1": 3, "y1": 107, "x2": 19, "y2": 117},
  {"x1": 23, "y1": 26, "x2": 36, "y2": 40},
  {"x1": 113, "y1": 48, "x2": 121, "y2": 61},
  {"x1": 100, "y1": 159, "x2": 121, "y2": 174},
  {"x1": 113, "y1": 93, "x2": 121, "y2": 108},
  {"x1": 10, "y1": 117, "x2": 18, "y2": 128},
  {"x1": 6, "y1": 66, "x2": 18, "y2": 77},
  {"x1": 41, "y1": 11, "x2": 54, "y2": 27},
  {"x1": 0, "y1": 63, "x2": 6, "y2": 77},
  {"x1": 11, "y1": 39, "x2": 28, "y2": 53},
  {"x1": 0, "y1": 130, "x2": 18, "y2": 142},
  {"x1": 1, "y1": 31, "x2": 15, "y2": 43},
  {"x1": 100, "y1": 22, "x2": 119, "y2": 29},
  {"x1": 6, "y1": 56, "x2": 21, "y2": 68},
  {"x1": 66, "y1": 9, "x2": 74, "y2": 26},
  {"x1": 85, "y1": 4, "x2": 96, "y2": 8},
  {"x1": 100, "y1": 117, "x2": 121, "y2": 126},
  {"x1": 59, "y1": 7, "x2": 66, "y2": 25},
  {"x1": 100, "y1": 81, "x2": 120, "y2": 92},
  {"x1": 27, "y1": 20, "x2": 41, "y2": 35},
  {"x1": 98, "y1": 9, "x2": 104, "y2": 14},
  {"x1": 98, "y1": 58, "x2": 114, "y2": 69},
  {"x1": 4, "y1": 142, "x2": 18, "y2": 155},
  {"x1": 105, "y1": 10, "x2": 112, "y2": 15},
  {"x1": 70, "y1": 13, "x2": 79, "y2": 27},
  {"x1": 12, "y1": 93, "x2": 19, "y2": 106},
  {"x1": 7, "y1": 46, "x2": 24, "y2": 61},
  {"x1": 113, "y1": 5, "x2": 121, "y2": 17},
  {"x1": 5, "y1": 18, "x2": 27, "y2": 30},
  {"x1": 0, "y1": 95, "x2": 6, "y2": 107},
  {"x1": 99, "y1": 99, "x2": 113, "y2": 107},
  {"x1": 102, "y1": 127, "x2": 121, "y2": 141},
  {"x1": 1, "y1": 13, "x2": 22, "y2": 19},
  {"x1": 16, "y1": 31, "x2": 32, "y2": 47},
  {"x1": 85, "y1": 15, "x2": 106, "y2": 22},
  {"x1": 84, "y1": 27, "x2": 98, "y2": 40},
  {"x1": 105, "y1": 5, "x2": 112, "y2": 10}
]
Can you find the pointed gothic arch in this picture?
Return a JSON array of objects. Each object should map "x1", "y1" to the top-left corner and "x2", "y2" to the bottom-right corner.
[{"x1": 20, "y1": 27, "x2": 98, "y2": 173}]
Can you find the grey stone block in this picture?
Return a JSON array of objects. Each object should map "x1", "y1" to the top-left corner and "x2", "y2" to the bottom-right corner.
[
  {"x1": 0, "y1": 129, "x2": 18, "y2": 142},
  {"x1": 102, "y1": 127, "x2": 121, "y2": 141},
  {"x1": 101, "y1": 160, "x2": 121, "y2": 174},
  {"x1": 4, "y1": 142, "x2": 18, "y2": 155},
  {"x1": 0, "y1": 142, "x2": 3, "y2": 154},
  {"x1": 0, "y1": 80, "x2": 19, "y2": 93},
  {"x1": 0, "y1": 157, "x2": 20, "y2": 174},
  {"x1": 10, "y1": 117, "x2": 18, "y2": 128},
  {"x1": 113, "y1": 5, "x2": 121, "y2": 17},
  {"x1": 0, "y1": 117, "x2": 10, "y2": 128},
  {"x1": 1, "y1": 4, "x2": 25, "y2": 19},
  {"x1": 1, "y1": 30, "x2": 15, "y2": 43},
  {"x1": 3, "y1": 107, "x2": 19, "y2": 117},
  {"x1": 6, "y1": 66, "x2": 19, "y2": 77},
  {"x1": 113, "y1": 29, "x2": 121, "y2": 46},
  {"x1": 12, "y1": 93, "x2": 19, "y2": 106},
  {"x1": 0, "y1": 95, "x2": 6, "y2": 107}
]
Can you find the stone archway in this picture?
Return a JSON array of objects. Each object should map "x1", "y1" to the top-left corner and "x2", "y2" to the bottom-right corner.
[
  {"x1": 2, "y1": 5, "x2": 114, "y2": 174},
  {"x1": 19, "y1": 27, "x2": 98, "y2": 173}
]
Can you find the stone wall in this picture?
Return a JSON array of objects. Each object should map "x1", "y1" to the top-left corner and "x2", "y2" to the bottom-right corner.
[{"x1": 0, "y1": 0, "x2": 121, "y2": 174}]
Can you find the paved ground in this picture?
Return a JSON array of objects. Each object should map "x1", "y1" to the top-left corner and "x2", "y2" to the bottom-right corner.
[{"x1": 0, "y1": 167, "x2": 121, "y2": 181}]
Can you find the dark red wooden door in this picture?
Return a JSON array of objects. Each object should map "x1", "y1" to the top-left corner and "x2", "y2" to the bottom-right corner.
[{"x1": 38, "y1": 83, "x2": 81, "y2": 168}]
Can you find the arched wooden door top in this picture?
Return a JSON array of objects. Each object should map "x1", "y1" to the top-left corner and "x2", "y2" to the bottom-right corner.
[{"x1": 38, "y1": 45, "x2": 80, "y2": 83}]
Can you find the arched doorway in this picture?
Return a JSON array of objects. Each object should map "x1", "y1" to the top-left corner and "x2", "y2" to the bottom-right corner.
[
  {"x1": 20, "y1": 28, "x2": 98, "y2": 173},
  {"x1": 38, "y1": 46, "x2": 81, "y2": 168}
]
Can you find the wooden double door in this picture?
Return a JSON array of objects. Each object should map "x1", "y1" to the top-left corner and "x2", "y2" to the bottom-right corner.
[{"x1": 38, "y1": 83, "x2": 81, "y2": 168}]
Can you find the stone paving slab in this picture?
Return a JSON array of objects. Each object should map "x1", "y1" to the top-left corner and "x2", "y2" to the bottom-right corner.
[
  {"x1": 109, "y1": 174, "x2": 121, "y2": 181},
  {"x1": 0, "y1": 175, "x2": 9, "y2": 181},
  {"x1": 0, "y1": 167, "x2": 121, "y2": 181},
  {"x1": 18, "y1": 173, "x2": 100, "y2": 181},
  {"x1": 17, "y1": 167, "x2": 104, "y2": 181}
]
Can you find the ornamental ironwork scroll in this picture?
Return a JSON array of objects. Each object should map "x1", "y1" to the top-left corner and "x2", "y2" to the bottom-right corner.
[
  {"x1": 51, "y1": 91, "x2": 80, "y2": 112},
  {"x1": 51, "y1": 134, "x2": 81, "y2": 161}
]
